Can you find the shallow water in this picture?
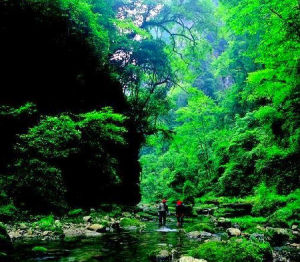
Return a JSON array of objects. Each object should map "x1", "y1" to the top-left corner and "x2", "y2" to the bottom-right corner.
[{"x1": 11, "y1": 220, "x2": 198, "y2": 262}]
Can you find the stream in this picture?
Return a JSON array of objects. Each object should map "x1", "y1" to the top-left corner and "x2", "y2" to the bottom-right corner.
[{"x1": 11, "y1": 220, "x2": 198, "y2": 262}]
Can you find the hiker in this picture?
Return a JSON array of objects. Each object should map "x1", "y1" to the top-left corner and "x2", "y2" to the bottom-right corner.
[
  {"x1": 176, "y1": 200, "x2": 185, "y2": 227},
  {"x1": 158, "y1": 199, "x2": 169, "y2": 226}
]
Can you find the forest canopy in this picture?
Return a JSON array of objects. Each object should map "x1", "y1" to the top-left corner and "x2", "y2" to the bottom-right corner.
[{"x1": 0, "y1": 0, "x2": 299, "y2": 216}]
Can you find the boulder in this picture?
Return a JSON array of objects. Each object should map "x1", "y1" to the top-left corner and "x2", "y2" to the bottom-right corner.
[
  {"x1": 83, "y1": 216, "x2": 92, "y2": 223},
  {"x1": 289, "y1": 243, "x2": 300, "y2": 249},
  {"x1": 179, "y1": 256, "x2": 207, "y2": 262},
  {"x1": 187, "y1": 231, "x2": 214, "y2": 241},
  {"x1": 199, "y1": 231, "x2": 213, "y2": 240},
  {"x1": 226, "y1": 228, "x2": 241, "y2": 237},
  {"x1": 187, "y1": 231, "x2": 202, "y2": 239},
  {"x1": 87, "y1": 224, "x2": 106, "y2": 233}
]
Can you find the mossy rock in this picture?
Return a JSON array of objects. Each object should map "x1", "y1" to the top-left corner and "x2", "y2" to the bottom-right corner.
[
  {"x1": 189, "y1": 238, "x2": 272, "y2": 262},
  {"x1": 185, "y1": 222, "x2": 216, "y2": 233},
  {"x1": 148, "y1": 249, "x2": 172, "y2": 262},
  {"x1": 68, "y1": 208, "x2": 83, "y2": 216},
  {"x1": 120, "y1": 218, "x2": 145, "y2": 229},
  {"x1": 32, "y1": 246, "x2": 48, "y2": 253}
]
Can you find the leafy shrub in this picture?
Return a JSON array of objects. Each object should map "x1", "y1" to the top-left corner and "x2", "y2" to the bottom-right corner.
[
  {"x1": 189, "y1": 238, "x2": 272, "y2": 262},
  {"x1": 0, "y1": 204, "x2": 17, "y2": 222},
  {"x1": 34, "y1": 215, "x2": 62, "y2": 233},
  {"x1": 10, "y1": 108, "x2": 127, "y2": 211},
  {"x1": 252, "y1": 183, "x2": 286, "y2": 216},
  {"x1": 267, "y1": 189, "x2": 300, "y2": 228}
]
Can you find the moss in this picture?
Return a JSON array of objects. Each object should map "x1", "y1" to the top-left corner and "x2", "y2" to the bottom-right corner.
[
  {"x1": 230, "y1": 216, "x2": 267, "y2": 232},
  {"x1": 267, "y1": 192, "x2": 300, "y2": 228},
  {"x1": 120, "y1": 218, "x2": 145, "y2": 228},
  {"x1": 185, "y1": 222, "x2": 216, "y2": 233},
  {"x1": 32, "y1": 246, "x2": 48, "y2": 252},
  {"x1": 68, "y1": 208, "x2": 83, "y2": 216},
  {"x1": 189, "y1": 238, "x2": 272, "y2": 262}
]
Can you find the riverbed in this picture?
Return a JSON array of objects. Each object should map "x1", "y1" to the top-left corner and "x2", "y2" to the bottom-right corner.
[{"x1": 11, "y1": 220, "x2": 198, "y2": 262}]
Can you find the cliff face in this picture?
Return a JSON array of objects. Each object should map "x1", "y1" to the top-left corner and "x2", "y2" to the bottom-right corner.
[{"x1": 0, "y1": 0, "x2": 141, "y2": 209}]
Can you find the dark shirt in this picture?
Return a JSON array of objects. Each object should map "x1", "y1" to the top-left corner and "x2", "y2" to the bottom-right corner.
[{"x1": 176, "y1": 204, "x2": 185, "y2": 215}]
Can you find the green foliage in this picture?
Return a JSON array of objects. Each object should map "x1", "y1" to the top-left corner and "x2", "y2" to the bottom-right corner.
[
  {"x1": 185, "y1": 222, "x2": 216, "y2": 233},
  {"x1": 267, "y1": 190, "x2": 300, "y2": 228},
  {"x1": 0, "y1": 204, "x2": 17, "y2": 222},
  {"x1": 34, "y1": 215, "x2": 62, "y2": 233},
  {"x1": 141, "y1": 0, "x2": 299, "y2": 203},
  {"x1": 189, "y1": 239, "x2": 272, "y2": 262},
  {"x1": 9, "y1": 107, "x2": 127, "y2": 210},
  {"x1": 230, "y1": 216, "x2": 267, "y2": 232},
  {"x1": 252, "y1": 183, "x2": 286, "y2": 216}
]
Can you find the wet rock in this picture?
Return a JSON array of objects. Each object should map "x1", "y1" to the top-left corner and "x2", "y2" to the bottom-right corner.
[
  {"x1": 87, "y1": 224, "x2": 105, "y2": 233},
  {"x1": 226, "y1": 228, "x2": 241, "y2": 237},
  {"x1": 199, "y1": 231, "x2": 213, "y2": 240},
  {"x1": 179, "y1": 256, "x2": 207, "y2": 262},
  {"x1": 187, "y1": 231, "x2": 202, "y2": 239},
  {"x1": 273, "y1": 246, "x2": 300, "y2": 262},
  {"x1": 8, "y1": 230, "x2": 22, "y2": 239},
  {"x1": 152, "y1": 250, "x2": 172, "y2": 262},
  {"x1": 83, "y1": 216, "x2": 92, "y2": 223},
  {"x1": 42, "y1": 230, "x2": 51, "y2": 236},
  {"x1": 84, "y1": 231, "x2": 102, "y2": 237},
  {"x1": 250, "y1": 233, "x2": 265, "y2": 242},
  {"x1": 19, "y1": 223, "x2": 27, "y2": 230},
  {"x1": 289, "y1": 243, "x2": 300, "y2": 249},
  {"x1": 187, "y1": 231, "x2": 214, "y2": 241}
]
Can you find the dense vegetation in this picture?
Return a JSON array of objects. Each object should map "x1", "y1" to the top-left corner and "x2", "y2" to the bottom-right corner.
[
  {"x1": 0, "y1": 0, "x2": 299, "y2": 261},
  {"x1": 140, "y1": 0, "x2": 300, "y2": 203}
]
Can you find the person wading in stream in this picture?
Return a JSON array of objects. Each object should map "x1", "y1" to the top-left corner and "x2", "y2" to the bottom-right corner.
[
  {"x1": 158, "y1": 199, "x2": 169, "y2": 226},
  {"x1": 176, "y1": 200, "x2": 185, "y2": 227}
]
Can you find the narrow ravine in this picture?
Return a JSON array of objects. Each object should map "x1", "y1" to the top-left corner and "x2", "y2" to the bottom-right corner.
[{"x1": 6, "y1": 204, "x2": 300, "y2": 262}]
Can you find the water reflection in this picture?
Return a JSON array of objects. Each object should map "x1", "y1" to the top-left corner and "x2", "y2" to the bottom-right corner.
[{"x1": 12, "y1": 221, "x2": 198, "y2": 262}]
